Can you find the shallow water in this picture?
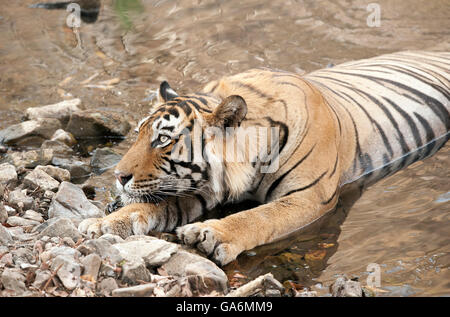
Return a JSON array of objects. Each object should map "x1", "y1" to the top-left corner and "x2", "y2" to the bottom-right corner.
[{"x1": 0, "y1": 0, "x2": 449, "y2": 296}]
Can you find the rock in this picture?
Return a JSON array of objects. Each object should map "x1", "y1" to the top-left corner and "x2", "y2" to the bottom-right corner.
[
  {"x1": 6, "y1": 216, "x2": 40, "y2": 227},
  {"x1": 295, "y1": 290, "x2": 318, "y2": 297},
  {"x1": 37, "y1": 218, "x2": 82, "y2": 242},
  {"x1": 47, "y1": 182, "x2": 104, "y2": 220},
  {"x1": 41, "y1": 140, "x2": 74, "y2": 158},
  {"x1": 11, "y1": 247, "x2": 35, "y2": 266},
  {"x1": 112, "y1": 283, "x2": 155, "y2": 297},
  {"x1": 35, "y1": 165, "x2": 71, "y2": 182},
  {"x1": 51, "y1": 255, "x2": 81, "y2": 290},
  {"x1": 7, "y1": 189, "x2": 35, "y2": 210},
  {"x1": 25, "y1": 98, "x2": 82, "y2": 122},
  {"x1": 7, "y1": 149, "x2": 53, "y2": 169},
  {"x1": 40, "y1": 245, "x2": 81, "y2": 263},
  {"x1": 120, "y1": 261, "x2": 152, "y2": 284},
  {"x1": 23, "y1": 210, "x2": 44, "y2": 223},
  {"x1": 97, "y1": 277, "x2": 119, "y2": 296},
  {"x1": 0, "y1": 163, "x2": 17, "y2": 184},
  {"x1": 23, "y1": 168, "x2": 60, "y2": 192},
  {"x1": 1, "y1": 268, "x2": 27, "y2": 295},
  {"x1": 331, "y1": 276, "x2": 363, "y2": 297},
  {"x1": 90, "y1": 147, "x2": 122, "y2": 174},
  {"x1": 78, "y1": 238, "x2": 123, "y2": 264},
  {"x1": 81, "y1": 254, "x2": 102, "y2": 281},
  {"x1": 66, "y1": 110, "x2": 131, "y2": 139},
  {"x1": 0, "y1": 118, "x2": 61, "y2": 147},
  {"x1": 0, "y1": 224, "x2": 13, "y2": 245},
  {"x1": 97, "y1": 233, "x2": 124, "y2": 245},
  {"x1": 51, "y1": 157, "x2": 91, "y2": 183},
  {"x1": 4, "y1": 205, "x2": 16, "y2": 216},
  {"x1": 113, "y1": 238, "x2": 179, "y2": 268},
  {"x1": 32, "y1": 269, "x2": 52, "y2": 289},
  {"x1": 162, "y1": 250, "x2": 228, "y2": 294},
  {"x1": 0, "y1": 204, "x2": 8, "y2": 224},
  {"x1": 51, "y1": 129, "x2": 77, "y2": 147}
]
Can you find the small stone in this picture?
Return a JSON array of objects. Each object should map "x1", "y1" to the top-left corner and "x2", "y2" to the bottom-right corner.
[
  {"x1": 66, "y1": 110, "x2": 131, "y2": 139},
  {"x1": 32, "y1": 269, "x2": 52, "y2": 289},
  {"x1": 295, "y1": 290, "x2": 318, "y2": 297},
  {"x1": 62, "y1": 237, "x2": 76, "y2": 247},
  {"x1": 7, "y1": 189, "x2": 35, "y2": 210},
  {"x1": 90, "y1": 147, "x2": 122, "y2": 174},
  {"x1": 97, "y1": 277, "x2": 118, "y2": 296},
  {"x1": 265, "y1": 289, "x2": 282, "y2": 297},
  {"x1": 23, "y1": 168, "x2": 60, "y2": 192},
  {"x1": 25, "y1": 98, "x2": 82, "y2": 122},
  {"x1": 41, "y1": 140, "x2": 74, "y2": 158},
  {"x1": 81, "y1": 254, "x2": 102, "y2": 281},
  {"x1": 4, "y1": 205, "x2": 16, "y2": 216},
  {"x1": 1, "y1": 268, "x2": 26, "y2": 295},
  {"x1": 0, "y1": 163, "x2": 17, "y2": 184},
  {"x1": 0, "y1": 118, "x2": 61, "y2": 147},
  {"x1": 112, "y1": 283, "x2": 155, "y2": 297},
  {"x1": 120, "y1": 261, "x2": 152, "y2": 285},
  {"x1": 47, "y1": 182, "x2": 104, "y2": 220},
  {"x1": 37, "y1": 218, "x2": 82, "y2": 242},
  {"x1": 98, "y1": 233, "x2": 124, "y2": 245},
  {"x1": 23, "y1": 210, "x2": 44, "y2": 223},
  {"x1": 79, "y1": 238, "x2": 123, "y2": 264},
  {"x1": 35, "y1": 165, "x2": 71, "y2": 182},
  {"x1": 331, "y1": 276, "x2": 363, "y2": 297},
  {"x1": 51, "y1": 255, "x2": 81, "y2": 290},
  {"x1": 51, "y1": 157, "x2": 91, "y2": 183},
  {"x1": 0, "y1": 204, "x2": 8, "y2": 224},
  {"x1": 6, "y1": 216, "x2": 40, "y2": 227},
  {"x1": 0, "y1": 224, "x2": 13, "y2": 245},
  {"x1": 6, "y1": 150, "x2": 52, "y2": 169},
  {"x1": 11, "y1": 247, "x2": 35, "y2": 266},
  {"x1": 51, "y1": 129, "x2": 77, "y2": 147}
]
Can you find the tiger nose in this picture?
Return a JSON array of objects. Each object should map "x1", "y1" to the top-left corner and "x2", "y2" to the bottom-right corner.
[{"x1": 115, "y1": 170, "x2": 133, "y2": 186}]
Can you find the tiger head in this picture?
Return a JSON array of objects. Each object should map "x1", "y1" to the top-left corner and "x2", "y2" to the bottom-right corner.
[{"x1": 114, "y1": 81, "x2": 249, "y2": 205}]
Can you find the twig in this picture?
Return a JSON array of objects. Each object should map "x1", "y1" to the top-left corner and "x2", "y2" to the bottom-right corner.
[{"x1": 41, "y1": 263, "x2": 63, "y2": 291}]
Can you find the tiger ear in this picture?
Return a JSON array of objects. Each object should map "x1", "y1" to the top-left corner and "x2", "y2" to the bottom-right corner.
[
  {"x1": 207, "y1": 95, "x2": 247, "y2": 128},
  {"x1": 159, "y1": 81, "x2": 179, "y2": 102}
]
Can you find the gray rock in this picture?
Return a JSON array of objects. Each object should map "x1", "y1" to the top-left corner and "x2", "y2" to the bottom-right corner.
[
  {"x1": 32, "y1": 269, "x2": 52, "y2": 289},
  {"x1": 0, "y1": 204, "x2": 8, "y2": 224},
  {"x1": 35, "y1": 165, "x2": 71, "y2": 182},
  {"x1": 1, "y1": 268, "x2": 26, "y2": 295},
  {"x1": 7, "y1": 149, "x2": 53, "y2": 169},
  {"x1": 162, "y1": 250, "x2": 228, "y2": 294},
  {"x1": 66, "y1": 110, "x2": 131, "y2": 139},
  {"x1": 37, "y1": 218, "x2": 82, "y2": 242},
  {"x1": 331, "y1": 276, "x2": 363, "y2": 297},
  {"x1": 120, "y1": 261, "x2": 152, "y2": 285},
  {"x1": 81, "y1": 253, "x2": 102, "y2": 281},
  {"x1": 23, "y1": 168, "x2": 60, "y2": 192},
  {"x1": 51, "y1": 129, "x2": 77, "y2": 147},
  {"x1": 90, "y1": 147, "x2": 122, "y2": 174},
  {"x1": 25, "y1": 98, "x2": 81, "y2": 122},
  {"x1": 41, "y1": 140, "x2": 74, "y2": 158},
  {"x1": 11, "y1": 247, "x2": 35, "y2": 266},
  {"x1": 51, "y1": 157, "x2": 91, "y2": 182},
  {"x1": 51, "y1": 255, "x2": 81, "y2": 290},
  {"x1": 112, "y1": 283, "x2": 155, "y2": 297},
  {"x1": 47, "y1": 182, "x2": 104, "y2": 220},
  {"x1": 6, "y1": 216, "x2": 40, "y2": 227},
  {"x1": 40, "y1": 245, "x2": 81, "y2": 263},
  {"x1": 0, "y1": 118, "x2": 61, "y2": 147},
  {"x1": 98, "y1": 233, "x2": 124, "y2": 245},
  {"x1": 23, "y1": 210, "x2": 44, "y2": 223},
  {"x1": 113, "y1": 238, "x2": 179, "y2": 268},
  {"x1": 78, "y1": 238, "x2": 123, "y2": 264},
  {"x1": 0, "y1": 224, "x2": 13, "y2": 245},
  {"x1": 97, "y1": 277, "x2": 118, "y2": 296},
  {"x1": 0, "y1": 163, "x2": 17, "y2": 184},
  {"x1": 4, "y1": 205, "x2": 16, "y2": 216},
  {"x1": 7, "y1": 189, "x2": 35, "y2": 210}
]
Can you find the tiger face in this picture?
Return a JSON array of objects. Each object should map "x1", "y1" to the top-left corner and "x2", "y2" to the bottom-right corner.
[{"x1": 114, "y1": 81, "x2": 247, "y2": 205}]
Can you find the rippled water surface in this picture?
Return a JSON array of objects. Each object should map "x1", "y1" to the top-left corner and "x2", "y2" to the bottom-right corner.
[{"x1": 0, "y1": 0, "x2": 449, "y2": 296}]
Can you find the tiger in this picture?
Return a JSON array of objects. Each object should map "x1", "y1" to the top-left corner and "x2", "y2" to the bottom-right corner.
[{"x1": 79, "y1": 51, "x2": 450, "y2": 266}]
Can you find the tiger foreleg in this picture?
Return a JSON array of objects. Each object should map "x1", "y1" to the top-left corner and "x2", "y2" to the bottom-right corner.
[
  {"x1": 78, "y1": 202, "x2": 169, "y2": 239},
  {"x1": 177, "y1": 191, "x2": 336, "y2": 265}
]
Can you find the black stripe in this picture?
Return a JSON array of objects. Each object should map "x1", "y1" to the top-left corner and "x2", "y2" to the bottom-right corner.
[
  {"x1": 413, "y1": 112, "x2": 436, "y2": 158},
  {"x1": 265, "y1": 144, "x2": 316, "y2": 201},
  {"x1": 329, "y1": 156, "x2": 339, "y2": 179},
  {"x1": 321, "y1": 187, "x2": 338, "y2": 205},
  {"x1": 284, "y1": 171, "x2": 328, "y2": 197}
]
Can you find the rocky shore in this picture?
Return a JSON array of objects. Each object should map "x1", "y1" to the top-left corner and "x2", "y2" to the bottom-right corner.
[{"x1": 0, "y1": 99, "x2": 366, "y2": 297}]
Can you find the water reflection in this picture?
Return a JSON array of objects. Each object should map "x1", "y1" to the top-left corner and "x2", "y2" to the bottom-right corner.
[{"x1": 30, "y1": 0, "x2": 101, "y2": 23}]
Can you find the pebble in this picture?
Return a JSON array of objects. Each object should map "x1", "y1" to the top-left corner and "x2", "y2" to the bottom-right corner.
[
  {"x1": 1, "y1": 268, "x2": 27, "y2": 295},
  {"x1": 0, "y1": 118, "x2": 61, "y2": 147},
  {"x1": 47, "y1": 181, "x2": 104, "y2": 220},
  {"x1": 0, "y1": 163, "x2": 17, "y2": 184},
  {"x1": 0, "y1": 204, "x2": 8, "y2": 223},
  {"x1": 51, "y1": 255, "x2": 81, "y2": 291},
  {"x1": 112, "y1": 283, "x2": 155, "y2": 297},
  {"x1": 37, "y1": 218, "x2": 82, "y2": 242},
  {"x1": 23, "y1": 168, "x2": 60, "y2": 192},
  {"x1": 81, "y1": 253, "x2": 102, "y2": 281},
  {"x1": 6, "y1": 216, "x2": 41, "y2": 227},
  {"x1": 331, "y1": 276, "x2": 363, "y2": 297},
  {"x1": 51, "y1": 129, "x2": 77, "y2": 147},
  {"x1": 8, "y1": 189, "x2": 35, "y2": 210},
  {"x1": 23, "y1": 210, "x2": 44, "y2": 223},
  {"x1": 96, "y1": 277, "x2": 119, "y2": 296},
  {"x1": 25, "y1": 98, "x2": 82, "y2": 121},
  {"x1": 0, "y1": 224, "x2": 13, "y2": 245}
]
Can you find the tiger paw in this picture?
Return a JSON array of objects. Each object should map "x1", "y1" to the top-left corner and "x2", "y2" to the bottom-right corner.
[
  {"x1": 78, "y1": 211, "x2": 147, "y2": 239},
  {"x1": 176, "y1": 220, "x2": 241, "y2": 266}
]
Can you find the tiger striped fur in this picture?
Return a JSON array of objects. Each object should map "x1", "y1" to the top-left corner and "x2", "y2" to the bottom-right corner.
[{"x1": 79, "y1": 51, "x2": 450, "y2": 265}]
